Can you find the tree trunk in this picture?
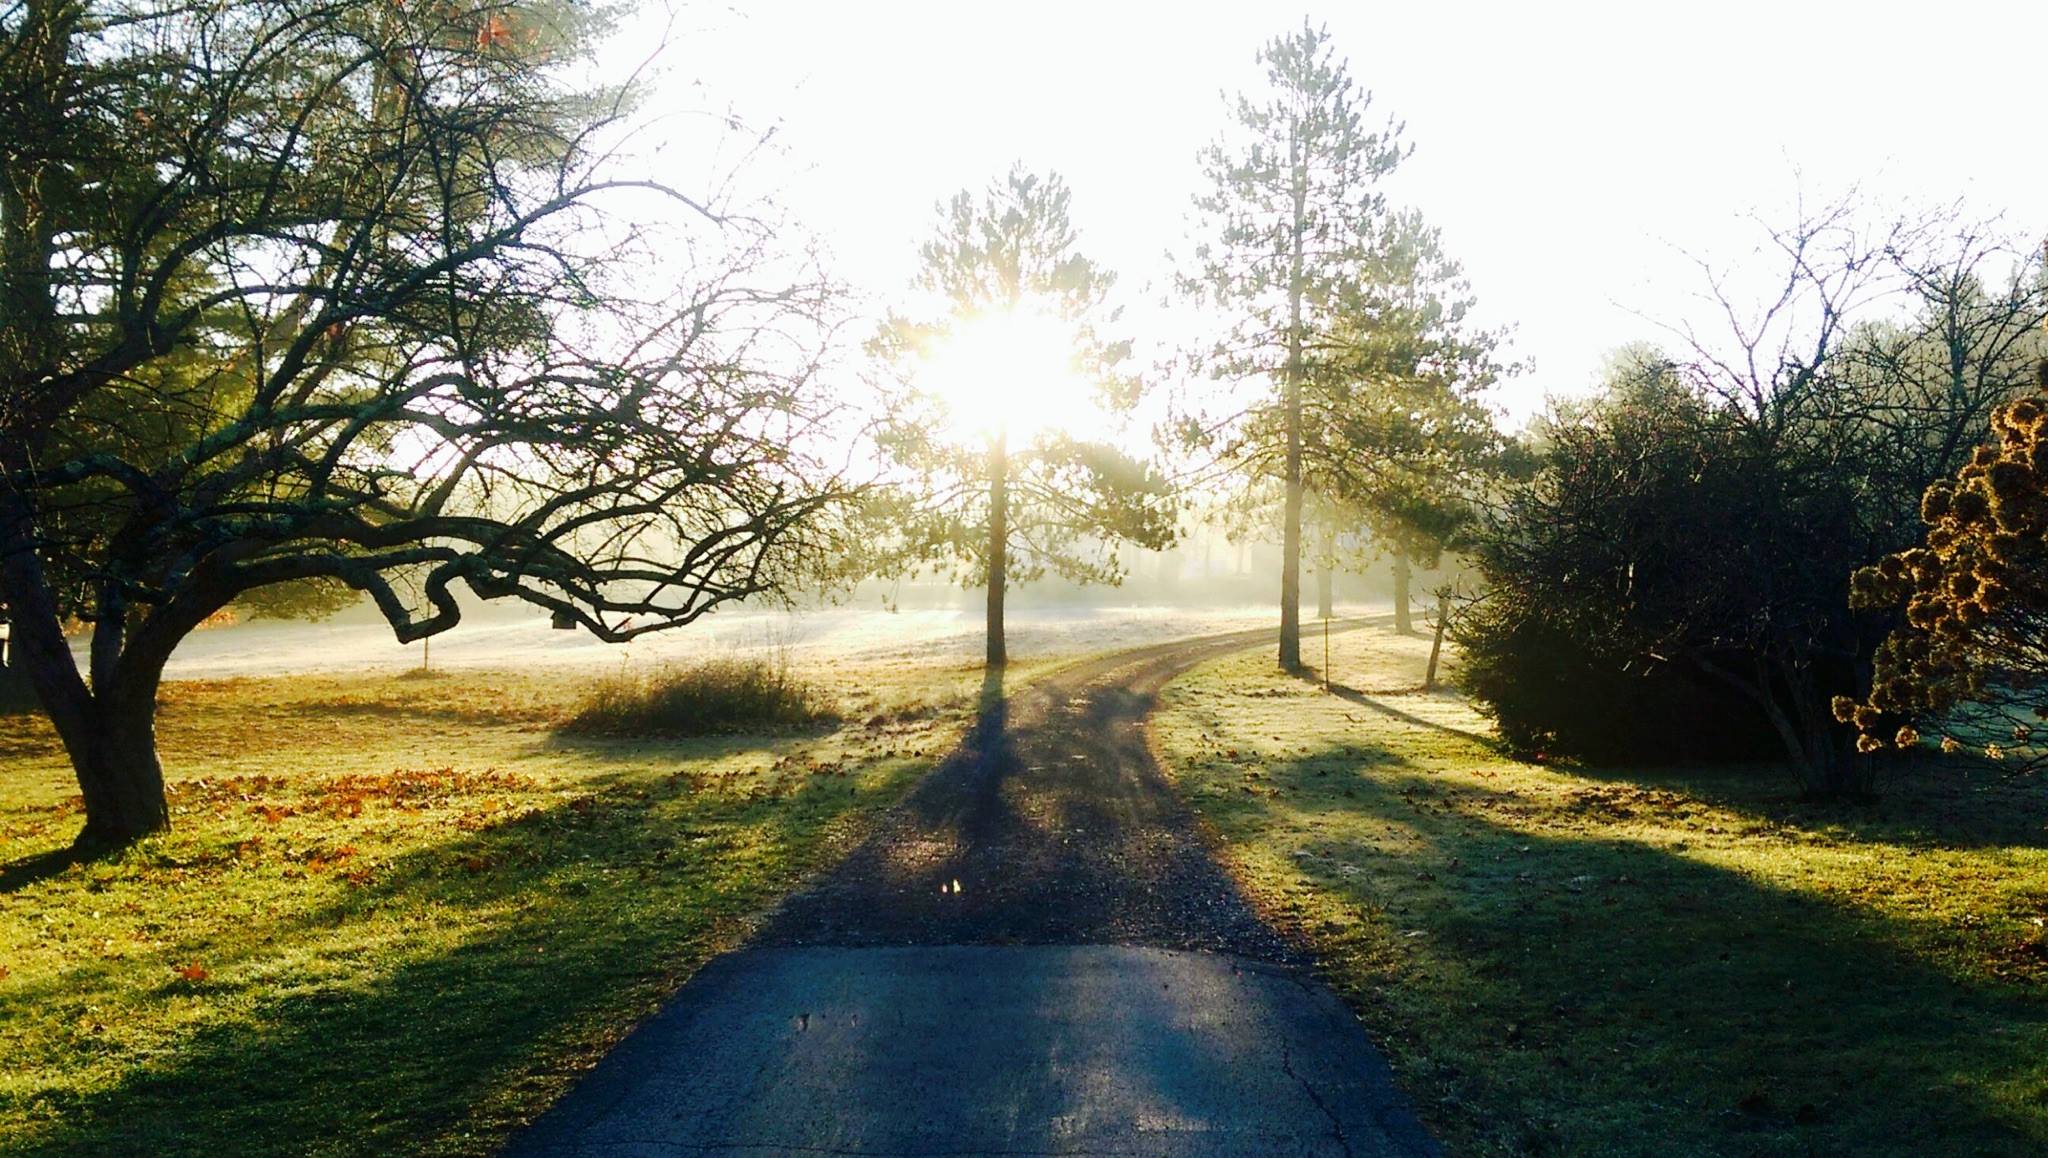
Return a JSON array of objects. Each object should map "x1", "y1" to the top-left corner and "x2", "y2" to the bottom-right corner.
[
  {"x1": 1280, "y1": 443, "x2": 1303, "y2": 668},
  {"x1": 1778, "y1": 697, "x2": 1862, "y2": 799},
  {"x1": 1781, "y1": 662, "x2": 1867, "y2": 799},
  {"x1": 1392, "y1": 553, "x2": 1413, "y2": 634},
  {"x1": 0, "y1": 489, "x2": 93, "y2": 737},
  {"x1": 0, "y1": 0, "x2": 161, "y2": 845},
  {"x1": 986, "y1": 428, "x2": 1008, "y2": 670},
  {"x1": 1801, "y1": 722, "x2": 1863, "y2": 798},
  {"x1": 1278, "y1": 129, "x2": 1307, "y2": 671},
  {"x1": 71, "y1": 690, "x2": 170, "y2": 846},
  {"x1": 0, "y1": 504, "x2": 172, "y2": 846},
  {"x1": 1425, "y1": 593, "x2": 1449, "y2": 690},
  {"x1": 1699, "y1": 652, "x2": 1868, "y2": 800}
]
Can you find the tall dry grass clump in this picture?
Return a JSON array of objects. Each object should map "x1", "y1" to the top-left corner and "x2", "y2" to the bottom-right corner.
[{"x1": 560, "y1": 658, "x2": 838, "y2": 737}]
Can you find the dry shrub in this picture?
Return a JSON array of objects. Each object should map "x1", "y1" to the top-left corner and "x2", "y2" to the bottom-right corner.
[{"x1": 560, "y1": 658, "x2": 837, "y2": 737}]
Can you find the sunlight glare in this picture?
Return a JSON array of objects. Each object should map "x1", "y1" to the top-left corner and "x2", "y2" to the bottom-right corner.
[{"x1": 916, "y1": 306, "x2": 1099, "y2": 443}]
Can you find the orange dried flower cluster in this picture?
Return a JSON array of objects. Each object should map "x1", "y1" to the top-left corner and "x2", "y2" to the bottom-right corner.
[
  {"x1": 476, "y1": 12, "x2": 513, "y2": 50},
  {"x1": 1847, "y1": 370, "x2": 2048, "y2": 757}
]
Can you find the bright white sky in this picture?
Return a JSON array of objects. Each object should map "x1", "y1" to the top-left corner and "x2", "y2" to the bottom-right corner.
[{"x1": 622, "y1": 0, "x2": 2045, "y2": 423}]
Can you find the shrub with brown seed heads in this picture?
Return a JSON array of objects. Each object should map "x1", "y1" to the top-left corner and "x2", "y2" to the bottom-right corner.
[{"x1": 1848, "y1": 381, "x2": 2048, "y2": 770}]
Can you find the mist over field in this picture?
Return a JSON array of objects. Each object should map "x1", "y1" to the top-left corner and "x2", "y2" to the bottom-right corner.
[
  {"x1": 157, "y1": 603, "x2": 1294, "y2": 678},
  {"x1": 145, "y1": 528, "x2": 1438, "y2": 677}
]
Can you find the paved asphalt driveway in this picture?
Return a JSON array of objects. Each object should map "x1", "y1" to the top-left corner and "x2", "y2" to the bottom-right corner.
[{"x1": 509, "y1": 623, "x2": 1437, "y2": 1156}]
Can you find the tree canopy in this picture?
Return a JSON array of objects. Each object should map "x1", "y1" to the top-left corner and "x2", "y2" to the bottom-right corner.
[
  {"x1": 872, "y1": 166, "x2": 1176, "y2": 668},
  {"x1": 0, "y1": 0, "x2": 855, "y2": 843},
  {"x1": 1180, "y1": 21, "x2": 1501, "y2": 663},
  {"x1": 1455, "y1": 204, "x2": 2048, "y2": 795}
]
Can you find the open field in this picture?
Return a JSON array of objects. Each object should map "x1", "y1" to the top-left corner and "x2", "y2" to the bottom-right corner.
[
  {"x1": 138, "y1": 603, "x2": 1292, "y2": 679},
  {"x1": 0, "y1": 608, "x2": 1284, "y2": 1156},
  {"x1": 1152, "y1": 629, "x2": 2048, "y2": 1155}
]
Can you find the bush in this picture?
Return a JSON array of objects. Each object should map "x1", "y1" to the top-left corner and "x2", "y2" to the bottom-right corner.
[
  {"x1": 1458, "y1": 212, "x2": 2048, "y2": 795},
  {"x1": 559, "y1": 658, "x2": 838, "y2": 737},
  {"x1": 1457, "y1": 357, "x2": 1883, "y2": 792},
  {"x1": 1845, "y1": 381, "x2": 2048, "y2": 769},
  {"x1": 1453, "y1": 593, "x2": 1781, "y2": 764}
]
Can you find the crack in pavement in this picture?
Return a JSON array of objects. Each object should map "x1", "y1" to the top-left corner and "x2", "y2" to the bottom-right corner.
[{"x1": 1280, "y1": 1043, "x2": 1355, "y2": 1158}]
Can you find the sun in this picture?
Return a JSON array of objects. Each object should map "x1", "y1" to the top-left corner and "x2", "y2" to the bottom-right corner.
[{"x1": 915, "y1": 304, "x2": 1101, "y2": 443}]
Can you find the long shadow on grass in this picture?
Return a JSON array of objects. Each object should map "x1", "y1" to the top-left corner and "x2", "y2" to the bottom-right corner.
[
  {"x1": 741, "y1": 667, "x2": 1033, "y2": 944},
  {"x1": 1296, "y1": 670, "x2": 1497, "y2": 748},
  {"x1": 0, "y1": 844, "x2": 90, "y2": 894},
  {"x1": 1304, "y1": 672, "x2": 2048, "y2": 855},
  {"x1": 1464, "y1": 740, "x2": 2048, "y2": 856},
  {"x1": 1226, "y1": 744, "x2": 2048, "y2": 1154},
  {"x1": 2, "y1": 737, "x2": 930, "y2": 1157},
  {"x1": 750, "y1": 657, "x2": 1299, "y2": 956}
]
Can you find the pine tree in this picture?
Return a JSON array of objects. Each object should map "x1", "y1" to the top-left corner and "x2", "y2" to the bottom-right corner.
[
  {"x1": 874, "y1": 167, "x2": 1176, "y2": 669},
  {"x1": 1184, "y1": 39, "x2": 1503, "y2": 656},
  {"x1": 1181, "y1": 20, "x2": 1410, "y2": 668}
]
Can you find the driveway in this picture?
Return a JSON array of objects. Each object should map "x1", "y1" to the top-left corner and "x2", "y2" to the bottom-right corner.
[{"x1": 508, "y1": 622, "x2": 1436, "y2": 1156}]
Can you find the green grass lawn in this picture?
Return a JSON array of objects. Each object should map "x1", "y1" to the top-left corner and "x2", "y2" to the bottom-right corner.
[
  {"x1": 0, "y1": 651, "x2": 1018, "y2": 1156},
  {"x1": 1153, "y1": 629, "x2": 2048, "y2": 1155}
]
